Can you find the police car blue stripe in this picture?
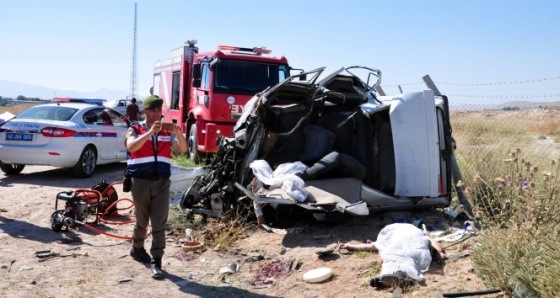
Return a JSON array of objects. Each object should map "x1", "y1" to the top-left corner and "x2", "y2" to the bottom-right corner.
[{"x1": 74, "y1": 132, "x2": 118, "y2": 137}]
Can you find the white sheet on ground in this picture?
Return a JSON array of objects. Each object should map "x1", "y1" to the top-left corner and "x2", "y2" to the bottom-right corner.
[
  {"x1": 250, "y1": 160, "x2": 308, "y2": 202},
  {"x1": 375, "y1": 223, "x2": 432, "y2": 281}
]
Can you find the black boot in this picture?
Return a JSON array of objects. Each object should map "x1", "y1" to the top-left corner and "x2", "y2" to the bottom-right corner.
[
  {"x1": 150, "y1": 257, "x2": 163, "y2": 279},
  {"x1": 130, "y1": 247, "x2": 151, "y2": 264}
]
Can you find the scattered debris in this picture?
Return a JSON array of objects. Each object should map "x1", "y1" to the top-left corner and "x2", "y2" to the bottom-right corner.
[
  {"x1": 35, "y1": 250, "x2": 52, "y2": 255},
  {"x1": 185, "y1": 228, "x2": 194, "y2": 241},
  {"x1": 36, "y1": 251, "x2": 56, "y2": 258},
  {"x1": 57, "y1": 236, "x2": 82, "y2": 244},
  {"x1": 118, "y1": 278, "x2": 132, "y2": 283},
  {"x1": 251, "y1": 284, "x2": 272, "y2": 289},
  {"x1": 513, "y1": 283, "x2": 538, "y2": 298},
  {"x1": 289, "y1": 257, "x2": 301, "y2": 271},
  {"x1": 246, "y1": 252, "x2": 264, "y2": 262},
  {"x1": 8, "y1": 259, "x2": 15, "y2": 272},
  {"x1": 261, "y1": 224, "x2": 287, "y2": 235},
  {"x1": 219, "y1": 263, "x2": 240, "y2": 275},
  {"x1": 441, "y1": 288, "x2": 501, "y2": 297},
  {"x1": 0, "y1": 208, "x2": 8, "y2": 212},
  {"x1": 339, "y1": 248, "x2": 351, "y2": 255},
  {"x1": 446, "y1": 250, "x2": 470, "y2": 262},
  {"x1": 35, "y1": 250, "x2": 89, "y2": 262},
  {"x1": 19, "y1": 265, "x2": 33, "y2": 271}
]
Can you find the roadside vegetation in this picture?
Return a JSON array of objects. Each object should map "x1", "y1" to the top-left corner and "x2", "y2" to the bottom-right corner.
[
  {"x1": 0, "y1": 102, "x2": 38, "y2": 114},
  {"x1": 451, "y1": 108, "x2": 560, "y2": 297}
]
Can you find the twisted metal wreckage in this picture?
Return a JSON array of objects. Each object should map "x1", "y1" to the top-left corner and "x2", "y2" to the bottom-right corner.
[{"x1": 179, "y1": 66, "x2": 472, "y2": 221}]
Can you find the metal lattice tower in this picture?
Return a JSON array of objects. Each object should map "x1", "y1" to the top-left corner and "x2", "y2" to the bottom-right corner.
[{"x1": 129, "y1": 3, "x2": 138, "y2": 99}]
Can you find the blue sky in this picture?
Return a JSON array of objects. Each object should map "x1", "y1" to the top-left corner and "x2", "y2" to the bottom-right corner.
[{"x1": 1, "y1": 0, "x2": 559, "y2": 104}]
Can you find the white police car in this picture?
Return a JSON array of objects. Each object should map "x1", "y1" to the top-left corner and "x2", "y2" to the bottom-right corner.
[{"x1": 0, "y1": 103, "x2": 130, "y2": 177}]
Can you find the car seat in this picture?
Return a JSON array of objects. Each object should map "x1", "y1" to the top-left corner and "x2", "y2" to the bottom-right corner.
[{"x1": 297, "y1": 125, "x2": 365, "y2": 181}]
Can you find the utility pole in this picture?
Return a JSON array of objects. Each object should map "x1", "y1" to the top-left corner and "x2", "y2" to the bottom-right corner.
[{"x1": 129, "y1": 3, "x2": 138, "y2": 99}]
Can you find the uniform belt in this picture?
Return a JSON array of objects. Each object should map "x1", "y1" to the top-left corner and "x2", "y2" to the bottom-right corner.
[{"x1": 136, "y1": 176, "x2": 168, "y2": 181}]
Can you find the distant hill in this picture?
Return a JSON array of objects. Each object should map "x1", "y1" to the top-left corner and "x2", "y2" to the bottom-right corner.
[
  {"x1": 0, "y1": 80, "x2": 133, "y2": 100},
  {"x1": 497, "y1": 101, "x2": 560, "y2": 109},
  {"x1": 449, "y1": 100, "x2": 560, "y2": 111}
]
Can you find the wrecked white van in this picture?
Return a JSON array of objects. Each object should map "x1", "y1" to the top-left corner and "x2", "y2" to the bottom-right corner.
[{"x1": 180, "y1": 66, "x2": 455, "y2": 218}]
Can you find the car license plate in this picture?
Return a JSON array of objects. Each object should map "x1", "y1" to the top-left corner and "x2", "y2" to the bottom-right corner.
[{"x1": 6, "y1": 133, "x2": 33, "y2": 141}]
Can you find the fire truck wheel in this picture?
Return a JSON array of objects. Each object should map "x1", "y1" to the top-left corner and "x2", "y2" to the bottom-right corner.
[{"x1": 188, "y1": 124, "x2": 201, "y2": 164}]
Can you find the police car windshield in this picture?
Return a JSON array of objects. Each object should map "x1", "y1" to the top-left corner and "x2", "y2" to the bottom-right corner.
[{"x1": 17, "y1": 106, "x2": 78, "y2": 121}]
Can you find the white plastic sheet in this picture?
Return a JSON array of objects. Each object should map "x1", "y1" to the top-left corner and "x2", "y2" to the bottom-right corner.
[
  {"x1": 375, "y1": 223, "x2": 432, "y2": 281},
  {"x1": 250, "y1": 160, "x2": 308, "y2": 202}
]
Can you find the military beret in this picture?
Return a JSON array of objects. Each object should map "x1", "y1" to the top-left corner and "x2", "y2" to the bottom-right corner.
[{"x1": 142, "y1": 95, "x2": 163, "y2": 109}]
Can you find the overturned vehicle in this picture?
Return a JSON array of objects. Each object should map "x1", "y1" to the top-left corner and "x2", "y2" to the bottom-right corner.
[{"x1": 180, "y1": 66, "x2": 455, "y2": 219}]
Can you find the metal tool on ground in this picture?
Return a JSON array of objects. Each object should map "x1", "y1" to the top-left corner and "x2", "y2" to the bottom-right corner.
[{"x1": 50, "y1": 179, "x2": 143, "y2": 240}]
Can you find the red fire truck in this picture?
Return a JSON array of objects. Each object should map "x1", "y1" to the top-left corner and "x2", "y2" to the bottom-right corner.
[{"x1": 151, "y1": 40, "x2": 292, "y2": 163}]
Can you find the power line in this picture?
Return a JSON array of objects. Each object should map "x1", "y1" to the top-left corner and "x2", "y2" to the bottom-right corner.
[
  {"x1": 381, "y1": 75, "x2": 560, "y2": 88},
  {"x1": 448, "y1": 93, "x2": 560, "y2": 99},
  {"x1": 439, "y1": 76, "x2": 560, "y2": 86}
]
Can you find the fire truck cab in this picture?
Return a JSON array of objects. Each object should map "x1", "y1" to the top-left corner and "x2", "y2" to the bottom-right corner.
[{"x1": 152, "y1": 40, "x2": 291, "y2": 163}]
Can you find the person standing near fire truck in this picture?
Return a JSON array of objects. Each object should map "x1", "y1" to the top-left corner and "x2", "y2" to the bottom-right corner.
[
  {"x1": 125, "y1": 95, "x2": 187, "y2": 279},
  {"x1": 126, "y1": 97, "x2": 140, "y2": 121}
]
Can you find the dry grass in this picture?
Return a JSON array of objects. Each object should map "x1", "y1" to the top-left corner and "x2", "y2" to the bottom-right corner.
[
  {"x1": 453, "y1": 108, "x2": 560, "y2": 297},
  {"x1": 0, "y1": 103, "x2": 39, "y2": 115},
  {"x1": 167, "y1": 207, "x2": 252, "y2": 251}
]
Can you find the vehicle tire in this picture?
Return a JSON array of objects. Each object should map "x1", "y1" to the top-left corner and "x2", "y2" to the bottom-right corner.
[
  {"x1": 0, "y1": 163, "x2": 25, "y2": 175},
  {"x1": 73, "y1": 145, "x2": 97, "y2": 178},
  {"x1": 188, "y1": 124, "x2": 201, "y2": 164}
]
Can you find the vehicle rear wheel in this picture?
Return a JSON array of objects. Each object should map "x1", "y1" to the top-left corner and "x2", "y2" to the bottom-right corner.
[
  {"x1": 188, "y1": 124, "x2": 201, "y2": 164},
  {"x1": 73, "y1": 145, "x2": 97, "y2": 178},
  {"x1": 0, "y1": 163, "x2": 25, "y2": 175}
]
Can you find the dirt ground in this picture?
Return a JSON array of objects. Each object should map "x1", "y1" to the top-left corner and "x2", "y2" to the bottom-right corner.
[{"x1": 0, "y1": 164, "x2": 505, "y2": 298}]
